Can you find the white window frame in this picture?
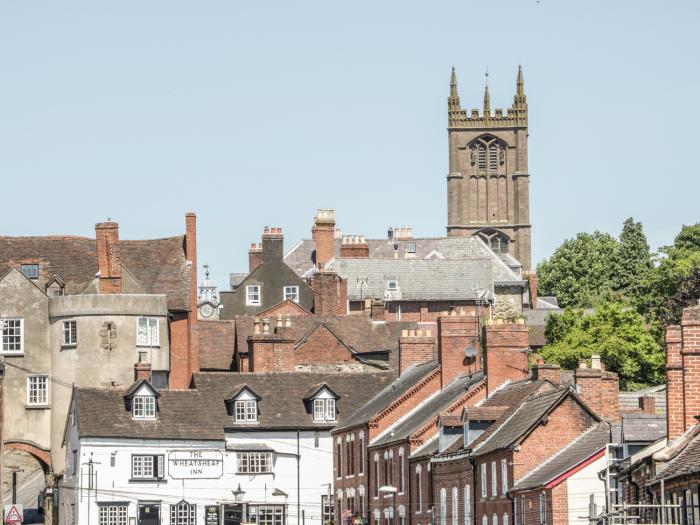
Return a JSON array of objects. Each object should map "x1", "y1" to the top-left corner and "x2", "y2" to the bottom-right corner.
[
  {"x1": 440, "y1": 488, "x2": 447, "y2": 525},
  {"x1": 491, "y1": 461, "x2": 497, "y2": 496},
  {"x1": 1, "y1": 318, "x2": 24, "y2": 354},
  {"x1": 132, "y1": 395, "x2": 156, "y2": 419},
  {"x1": 234, "y1": 399, "x2": 258, "y2": 422},
  {"x1": 237, "y1": 452, "x2": 273, "y2": 474},
  {"x1": 27, "y1": 375, "x2": 49, "y2": 406},
  {"x1": 481, "y1": 463, "x2": 487, "y2": 498},
  {"x1": 283, "y1": 285, "x2": 300, "y2": 303},
  {"x1": 399, "y1": 448, "x2": 405, "y2": 494},
  {"x1": 387, "y1": 280, "x2": 398, "y2": 291},
  {"x1": 62, "y1": 320, "x2": 78, "y2": 346},
  {"x1": 136, "y1": 317, "x2": 159, "y2": 347},
  {"x1": 493, "y1": 514, "x2": 498, "y2": 525},
  {"x1": 465, "y1": 485, "x2": 471, "y2": 525},
  {"x1": 131, "y1": 455, "x2": 164, "y2": 480},
  {"x1": 503, "y1": 513, "x2": 509, "y2": 525},
  {"x1": 416, "y1": 466, "x2": 423, "y2": 513},
  {"x1": 452, "y1": 487, "x2": 459, "y2": 525},
  {"x1": 359, "y1": 432, "x2": 365, "y2": 476},
  {"x1": 325, "y1": 398, "x2": 336, "y2": 420},
  {"x1": 246, "y1": 285, "x2": 261, "y2": 306},
  {"x1": 501, "y1": 459, "x2": 508, "y2": 495},
  {"x1": 99, "y1": 504, "x2": 128, "y2": 525},
  {"x1": 171, "y1": 501, "x2": 196, "y2": 525}
]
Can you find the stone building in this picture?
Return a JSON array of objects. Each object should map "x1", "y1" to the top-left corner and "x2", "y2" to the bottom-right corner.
[{"x1": 445, "y1": 67, "x2": 531, "y2": 270}]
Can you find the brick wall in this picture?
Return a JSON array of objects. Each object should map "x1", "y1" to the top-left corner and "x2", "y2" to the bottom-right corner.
[
  {"x1": 483, "y1": 319, "x2": 529, "y2": 395},
  {"x1": 313, "y1": 272, "x2": 348, "y2": 316},
  {"x1": 574, "y1": 356, "x2": 620, "y2": 421},
  {"x1": 95, "y1": 221, "x2": 122, "y2": 293},
  {"x1": 313, "y1": 209, "x2": 335, "y2": 270},
  {"x1": 185, "y1": 212, "x2": 200, "y2": 378},
  {"x1": 438, "y1": 311, "x2": 480, "y2": 388},
  {"x1": 409, "y1": 458, "x2": 435, "y2": 525},
  {"x1": 399, "y1": 330, "x2": 436, "y2": 374},
  {"x1": 666, "y1": 325, "x2": 684, "y2": 439},
  {"x1": 169, "y1": 312, "x2": 191, "y2": 389},
  {"x1": 386, "y1": 301, "x2": 480, "y2": 323},
  {"x1": 248, "y1": 243, "x2": 263, "y2": 273},
  {"x1": 531, "y1": 361, "x2": 561, "y2": 385},
  {"x1": 474, "y1": 451, "x2": 514, "y2": 524}
]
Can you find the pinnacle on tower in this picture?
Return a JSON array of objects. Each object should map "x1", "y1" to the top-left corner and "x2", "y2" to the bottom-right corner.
[
  {"x1": 483, "y1": 75, "x2": 491, "y2": 117},
  {"x1": 514, "y1": 64, "x2": 527, "y2": 107},
  {"x1": 450, "y1": 66, "x2": 458, "y2": 98}
]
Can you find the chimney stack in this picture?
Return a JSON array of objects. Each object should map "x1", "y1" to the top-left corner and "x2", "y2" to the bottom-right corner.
[
  {"x1": 483, "y1": 318, "x2": 529, "y2": 395},
  {"x1": 370, "y1": 299, "x2": 385, "y2": 322},
  {"x1": 249, "y1": 243, "x2": 263, "y2": 273},
  {"x1": 340, "y1": 235, "x2": 369, "y2": 258},
  {"x1": 134, "y1": 351, "x2": 152, "y2": 382},
  {"x1": 95, "y1": 221, "x2": 122, "y2": 294},
  {"x1": 437, "y1": 309, "x2": 480, "y2": 388},
  {"x1": 312, "y1": 209, "x2": 335, "y2": 270},
  {"x1": 399, "y1": 329, "x2": 436, "y2": 375},
  {"x1": 574, "y1": 354, "x2": 620, "y2": 421},
  {"x1": 312, "y1": 271, "x2": 347, "y2": 316},
  {"x1": 525, "y1": 271, "x2": 538, "y2": 309},
  {"x1": 531, "y1": 358, "x2": 561, "y2": 384},
  {"x1": 248, "y1": 317, "x2": 295, "y2": 372},
  {"x1": 261, "y1": 227, "x2": 284, "y2": 264},
  {"x1": 639, "y1": 395, "x2": 656, "y2": 415}
]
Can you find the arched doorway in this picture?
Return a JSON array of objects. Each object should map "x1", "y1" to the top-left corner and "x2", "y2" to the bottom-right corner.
[{"x1": 2, "y1": 441, "x2": 52, "y2": 525}]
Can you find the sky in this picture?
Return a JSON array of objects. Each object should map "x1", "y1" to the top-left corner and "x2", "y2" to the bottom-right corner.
[{"x1": 1, "y1": 1, "x2": 698, "y2": 291}]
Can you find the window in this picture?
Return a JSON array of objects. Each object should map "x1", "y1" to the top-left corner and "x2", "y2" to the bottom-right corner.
[
  {"x1": 417, "y1": 467, "x2": 423, "y2": 512},
  {"x1": 313, "y1": 398, "x2": 336, "y2": 421},
  {"x1": 359, "y1": 432, "x2": 365, "y2": 475},
  {"x1": 99, "y1": 504, "x2": 127, "y2": 525},
  {"x1": 374, "y1": 455, "x2": 379, "y2": 497},
  {"x1": 72, "y1": 450, "x2": 78, "y2": 476},
  {"x1": 322, "y1": 494, "x2": 334, "y2": 525},
  {"x1": 539, "y1": 492, "x2": 547, "y2": 524},
  {"x1": 346, "y1": 437, "x2": 352, "y2": 477},
  {"x1": 452, "y1": 487, "x2": 459, "y2": 525},
  {"x1": 63, "y1": 321, "x2": 77, "y2": 346},
  {"x1": 440, "y1": 488, "x2": 447, "y2": 525},
  {"x1": 406, "y1": 241, "x2": 416, "y2": 254},
  {"x1": 246, "y1": 285, "x2": 261, "y2": 306},
  {"x1": 234, "y1": 399, "x2": 257, "y2": 422},
  {"x1": 283, "y1": 286, "x2": 299, "y2": 303},
  {"x1": 256, "y1": 505, "x2": 284, "y2": 525},
  {"x1": 171, "y1": 501, "x2": 196, "y2": 525},
  {"x1": 482, "y1": 517, "x2": 488, "y2": 525},
  {"x1": 472, "y1": 137, "x2": 502, "y2": 174},
  {"x1": 1, "y1": 318, "x2": 23, "y2": 353},
  {"x1": 27, "y1": 376, "x2": 49, "y2": 406},
  {"x1": 337, "y1": 439, "x2": 343, "y2": 478},
  {"x1": 349, "y1": 435, "x2": 355, "y2": 476},
  {"x1": 20, "y1": 264, "x2": 39, "y2": 279},
  {"x1": 387, "y1": 280, "x2": 398, "y2": 291},
  {"x1": 132, "y1": 395, "x2": 156, "y2": 419},
  {"x1": 491, "y1": 461, "x2": 497, "y2": 496},
  {"x1": 399, "y1": 449, "x2": 405, "y2": 493},
  {"x1": 503, "y1": 513, "x2": 509, "y2": 525},
  {"x1": 137, "y1": 317, "x2": 159, "y2": 346},
  {"x1": 237, "y1": 452, "x2": 272, "y2": 473},
  {"x1": 493, "y1": 514, "x2": 498, "y2": 525},
  {"x1": 465, "y1": 485, "x2": 471, "y2": 525},
  {"x1": 501, "y1": 459, "x2": 508, "y2": 494},
  {"x1": 480, "y1": 463, "x2": 487, "y2": 498},
  {"x1": 131, "y1": 455, "x2": 164, "y2": 480}
]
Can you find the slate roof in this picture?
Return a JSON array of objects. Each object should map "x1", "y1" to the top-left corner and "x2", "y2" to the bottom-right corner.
[
  {"x1": 372, "y1": 372, "x2": 485, "y2": 447},
  {"x1": 473, "y1": 387, "x2": 575, "y2": 456},
  {"x1": 620, "y1": 413, "x2": 667, "y2": 442},
  {"x1": 324, "y1": 259, "x2": 522, "y2": 302},
  {"x1": 650, "y1": 428, "x2": 700, "y2": 484},
  {"x1": 0, "y1": 234, "x2": 191, "y2": 310},
  {"x1": 335, "y1": 361, "x2": 440, "y2": 432},
  {"x1": 73, "y1": 388, "x2": 224, "y2": 441},
  {"x1": 619, "y1": 385, "x2": 667, "y2": 415},
  {"x1": 198, "y1": 320, "x2": 236, "y2": 371},
  {"x1": 194, "y1": 372, "x2": 395, "y2": 429},
  {"x1": 513, "y1": 422, "x2": 611, "y2": 491}
]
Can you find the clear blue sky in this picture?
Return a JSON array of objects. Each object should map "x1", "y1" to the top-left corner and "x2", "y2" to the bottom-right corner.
[{"x1": 1, "y1": 1, "x2": 698, "y2": 290}]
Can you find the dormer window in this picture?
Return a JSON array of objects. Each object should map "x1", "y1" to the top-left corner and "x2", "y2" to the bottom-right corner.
[
  {"x1": 313, "y1": 398, "x2": 336, "y2": 422},
  {"x1": 133, "y1": 395, "x2": 156, "y2": 419},
  {"x1": 235, "y1": 399, "x2": 258, "y2": 422},
  {"x1": 305, "y1": 384, "x2": 339, "y2": 422}
]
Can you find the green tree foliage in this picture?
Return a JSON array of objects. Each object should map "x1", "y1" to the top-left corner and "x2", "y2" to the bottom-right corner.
[
  {"x1": 540, "y1": 303, "x2": 664, "y2": 390},
  {"x1": 613, "y1": 217, "x2": 653, "y2": 292},
  {"x1": 536, "y1": 231, "x2": 619, "y2": 308}
]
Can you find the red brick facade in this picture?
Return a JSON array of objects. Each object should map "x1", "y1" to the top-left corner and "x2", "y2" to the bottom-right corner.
[
  {"x1": 399, "y1": 330, "x2": 436, "y2": 374},
  {"x1": 483, "y1": 320, "x2": 529, "y2": 395},
  {"x1": 312, "y1": 209, "x2": 335, "y2": 270},
  {"x1": 95, "y1": 221, "x2": 122, "y2": 293},
  {"x1": 438, "y1": 311, "x2": 480, "y2": 388},
  {"x1": 313, "y1": 272, "x2": 348, "y2": 316}
]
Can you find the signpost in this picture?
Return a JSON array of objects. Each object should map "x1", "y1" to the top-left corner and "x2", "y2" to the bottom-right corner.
[
  {"x1": 205, "y1": 505, "x2": 220, "y2": 525},
  {"x1": 168, "y1": 450, "x2": 223, "y2": 479},
  {"x1": 4, "y1": 504, "x2": 23, "y2": 525}
]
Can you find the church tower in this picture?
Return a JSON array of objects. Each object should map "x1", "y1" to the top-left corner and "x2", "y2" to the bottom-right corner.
[{"x1": 446, "y1": 66, "x2": 531, "y2": 270}]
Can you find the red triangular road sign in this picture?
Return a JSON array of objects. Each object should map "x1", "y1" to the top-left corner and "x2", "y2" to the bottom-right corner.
[{"x1": 4, "y1": 505, "x2": 22, "y2": 523}]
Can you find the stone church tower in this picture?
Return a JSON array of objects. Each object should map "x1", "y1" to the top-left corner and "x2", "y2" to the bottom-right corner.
[{"x1": 446, "y1": 66, "x2": 531, "y2": 270}]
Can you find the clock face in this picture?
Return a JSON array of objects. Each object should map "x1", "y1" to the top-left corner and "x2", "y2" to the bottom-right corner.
[{"x1": 200, "y1": 303, "x2": 214, "y2": 318}]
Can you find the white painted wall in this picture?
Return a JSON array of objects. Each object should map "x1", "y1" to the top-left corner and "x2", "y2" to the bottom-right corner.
[
  {"x1": 567, "y1": 455, "x2": 606, "y2": 525},
  {"x1": 60, "y1": 428, "x2": 333, "y2": 525}
]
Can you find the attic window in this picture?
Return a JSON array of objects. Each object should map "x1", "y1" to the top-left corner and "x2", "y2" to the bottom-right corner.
[
  {"x1": 20, "y1": 264, "x2": 39, "y2": 280},
  {"x1": 387, "y1": 280, "x2": 398, "y2": 291},
  {"x1": 132, "y1": 395, "x2": 156, "y2": 419},
  {"x1": 235, "y1": 399, "x2": 258, "y2": 422},
  {"x1": 313, "y1": 398, "x2": 336, "y2": 422},
  {"x1": 406, "y1": 241, "x2": 416, "y2": 254}
]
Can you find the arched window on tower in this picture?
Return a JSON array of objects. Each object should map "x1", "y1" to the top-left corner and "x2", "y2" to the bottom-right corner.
[
  {"x1": 476, "y1": 229, "x2": 510, "y2": 255},
  {"x1": 470, "y1": 136, "x2": 505, "y2": 175}
]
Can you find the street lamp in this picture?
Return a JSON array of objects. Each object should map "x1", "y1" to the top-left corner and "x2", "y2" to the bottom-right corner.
[
  {"x1": 232, "y1": 484, "x2": 246, "y2": 502},
  {"x1": 378, "y1": 486, "x2": 397, "y2": 525}
]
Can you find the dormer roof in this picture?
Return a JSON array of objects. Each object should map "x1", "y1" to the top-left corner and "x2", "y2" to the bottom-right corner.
[
  {"x1": 303, "y1": 383, "x2": 340, "y2": 401},
  {"x1": 225, "y1": 384, "x2": 261, "y2": 402},
  {"x1": 124, "y1": 379, "x2": 160, "y2": 400}
]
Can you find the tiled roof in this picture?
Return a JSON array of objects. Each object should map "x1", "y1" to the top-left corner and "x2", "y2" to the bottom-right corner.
[
  {"x1": 619, "y1": 385, "x2": 667, "y2": 416},
  {"x1": 371, "y1": 373, "x2": 485, "y2": 447},
  {"x1": 325, "y1": 258, "x2": 522, "y2": 302},
  {"x1": 335, "y1": 361, "x2": 440, "y2": 432},
  {"x1": 463, "y1": 406, "x2": 509, "y2": 421},
  {"x1": 649, "y1": 427, "x2": 700, "y2": 484},
  {"x1": 198, "y1": 320, "x2": 236, "y2": 371},
  {"x1": 0, "y1": 234, "x2": 191, "y2": 310},
  {"x1": 473, "y1": 387, "x2": 574, "y2": 456},
  {"x1": 194, "y1": 371, "x2": 395, "y2": 429},
  {"x1": 513, "y1": 422, "x2": 611, "y2": 491}
]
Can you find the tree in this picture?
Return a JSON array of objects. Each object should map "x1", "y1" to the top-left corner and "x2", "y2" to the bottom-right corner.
[
  {"x1": 536, "y1": 231, "x2": 619, "y2": 308},
  {"x1": 612, "y1": 217, "x2": 653, "y2": 293},
  {"x1": 540, "y1": 302, "x2": 664, "y2": 390}
]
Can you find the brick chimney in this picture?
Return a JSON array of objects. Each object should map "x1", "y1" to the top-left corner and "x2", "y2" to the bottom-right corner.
[
  {"x1": 262, "y1": 227, "x2": 284, "y2": 264},
  {"x1": 340, "y1": 235, "x2": 369, "y2": 258},
  {"x1": 312, "y1": 209, "x2": 335, "y2": 270},
  {"x1": 574, "y1": 354, "x2": 620, "y2": 421},
  {"x1": 370, "y1": 299, "x2": 385, "y2": 322},
  {"x1": 185, "y1": 212, "x2": 200, "y2": 375},
  {"x1": 483, "y1": 318, "x2": 529, "y2": 396},
  {"x1": 639, "y1": 395, "x2": 656, "y2": 415},
  {"x1": 95, "y1": 221, "x2": 122, "y2": 293},
  {"x1": 437, "y1": 310, "x2": 480, "y2": 388},
  {"x1": 312, "y1": 271, "x2": 347, "y2": 316},
  {"x1": 399, "y1": 329, "x2": 436, "y2": 375},
  {"x1": 531, "y1": 358, "x2": 561, "y2": 384},
  {"x1": 666, "y1": 305, "x2": 700, "y2": 440},
  {"x1": 525, "y1": 271, "x2": 538, "y2": 309},
  {"x1": 134, "y1": 352, "x2": 151, "y2": 382},
  {"x1": 248, "y1": 317, "x2": 295, "y2": 372},
  {"x1": 249, "y1": 243, "x2": 263, "y2": 273}
]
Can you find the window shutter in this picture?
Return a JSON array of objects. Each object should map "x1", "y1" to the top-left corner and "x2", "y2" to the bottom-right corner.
[{"x1": 157, "y1": 455, "x2": 164, "y2": 479}]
